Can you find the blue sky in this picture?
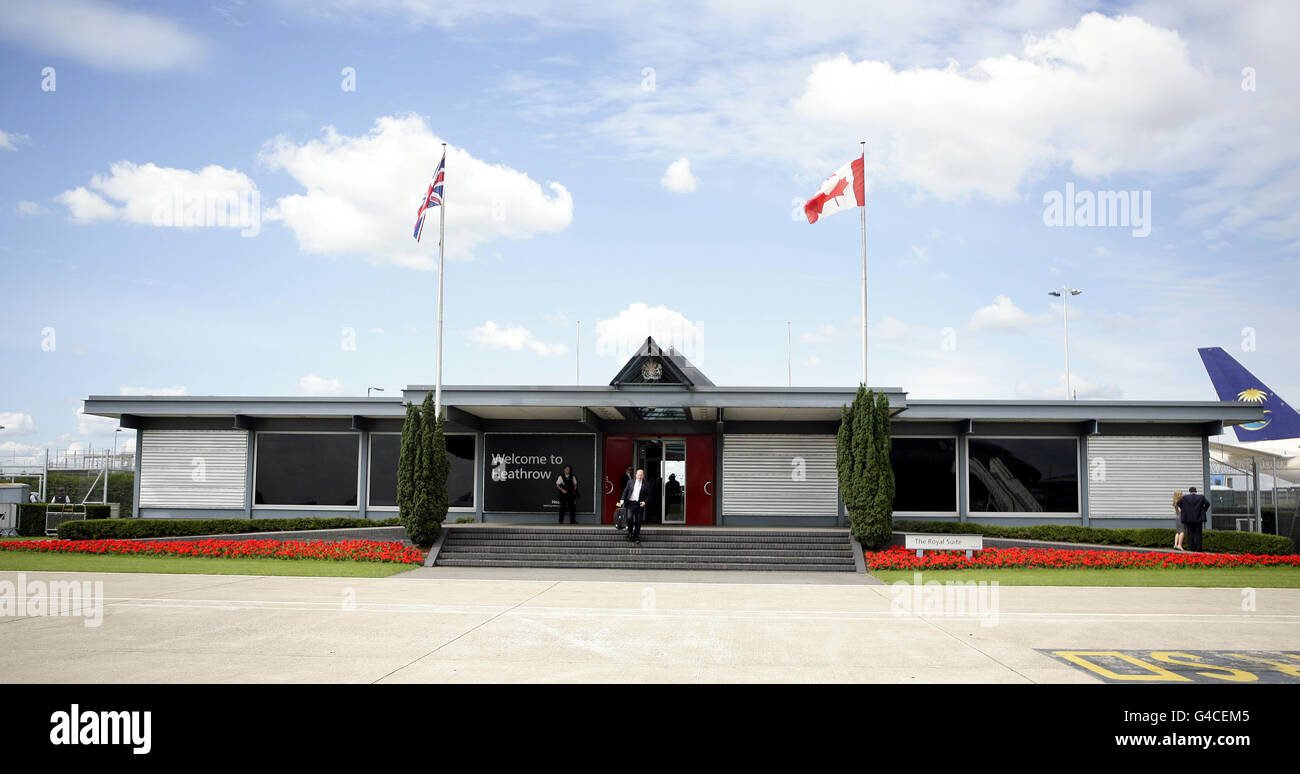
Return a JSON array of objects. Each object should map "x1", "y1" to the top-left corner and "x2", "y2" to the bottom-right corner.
[{"x1": 2, "y1": 0, "x2": 1298, "y2": 460}]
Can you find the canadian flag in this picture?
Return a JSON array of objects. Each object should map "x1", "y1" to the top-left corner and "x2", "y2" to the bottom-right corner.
[{"x1": 804, "y1": 156, "x2": 865, "y2": 224}]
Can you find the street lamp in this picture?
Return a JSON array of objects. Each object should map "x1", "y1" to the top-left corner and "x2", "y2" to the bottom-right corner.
[
  {"x1": 367, "y1": 387, "x2": 385, "y2": 397},
  {"x1": 1048, "y1": 287, "x2": 1082, "y2": 399}
]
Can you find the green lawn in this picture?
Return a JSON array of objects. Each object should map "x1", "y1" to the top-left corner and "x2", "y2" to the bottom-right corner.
[
  {"x1": 871, "y1": 566, "x2": 1300, "y2": 588},
  {"x1": 1, "y1": 536, "x2": 53, "y2": 541},
  {"x1": 0, "y1": 551, "x2": 418, "y2": 577}
]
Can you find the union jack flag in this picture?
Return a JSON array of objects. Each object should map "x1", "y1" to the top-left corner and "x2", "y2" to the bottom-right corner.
[{"x1": 413, "y1": 149, "x2": 445, "y2": 241}]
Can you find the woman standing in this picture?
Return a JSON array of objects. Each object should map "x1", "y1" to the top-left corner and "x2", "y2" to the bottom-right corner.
[{"x1": 1172, "y1": 489, "x2": 1185, "y2": 550}]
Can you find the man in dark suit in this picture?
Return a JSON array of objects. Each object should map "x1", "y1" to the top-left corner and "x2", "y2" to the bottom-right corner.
[
  {"x1": 618, "y1": 468, "x2": 648, "y2": 543},
  {"x1": 1176, "y1": 486, "x2": 1210, "y2": 552},
  {"x1": 619, "y1": 465, "x2": 633, "y2": 491}
]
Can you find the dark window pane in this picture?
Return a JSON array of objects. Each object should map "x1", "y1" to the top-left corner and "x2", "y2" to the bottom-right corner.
[
  {"x1": 255, "y1": 433, "x2": 359, "y2": 507},
  {"x1": 483, "y1": 434, "x2": 595, "y2": 513},
  {"x1": 968, "y1": 438, "x2": 1078, "y2": 512},
  {"x1": 368, "y1": 434, "x2": 400, "y2": 507},
  {"x1": 447, "y1": 435, "x2": 475, "y2": 509},
  {"x1": 369, "y1": 434, "x2": 474, "y2": 509},
  {"x1": 890, "y1": 438, "x2": 957, "y2": 512}
]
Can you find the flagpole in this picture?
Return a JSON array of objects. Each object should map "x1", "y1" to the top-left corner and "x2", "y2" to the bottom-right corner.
[
  {"x1": 435, "y1": 142, "x2": 447, "y2": 419},
  {"x1": 859, "y1": 140, "x2": 867, "y2": 387}
]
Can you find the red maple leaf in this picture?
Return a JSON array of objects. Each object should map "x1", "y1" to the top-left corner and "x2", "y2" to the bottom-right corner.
[{"x1": 804, "y1": 176, "x2": 849, "y2": 223}]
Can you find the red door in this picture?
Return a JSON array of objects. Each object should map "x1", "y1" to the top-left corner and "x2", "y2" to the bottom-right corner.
[
  {"x1": 685, "y1": 435, "x2": 715, "y2": 525},
  {"x1": 602, "y1": 436, "x2": 634, "y2": 524}
]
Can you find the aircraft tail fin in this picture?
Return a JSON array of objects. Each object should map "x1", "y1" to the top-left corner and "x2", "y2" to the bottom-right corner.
[{"x1": 1198, "y1": 347, "x2": 1300, "y2": 441}]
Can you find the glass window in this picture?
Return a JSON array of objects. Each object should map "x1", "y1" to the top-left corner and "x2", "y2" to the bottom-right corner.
[
  {"x1": 367, "y1": 433, "x2": 476, "y2": 509},
  {"x1": 368, "y1": 434, "x2": 400, "y2": 508},
  {"x1": 447, "y1": 435, "x2": 475, "y2": 508},
  {"x1": 890, "y1": 438, "x2": 956, "y2": 512},
  {"x1": 968, "y1": 437, "x2": 1078, "y2": 513},
  {"x1": 255, "y1": 433, "x2": 358, "y2": 506}
]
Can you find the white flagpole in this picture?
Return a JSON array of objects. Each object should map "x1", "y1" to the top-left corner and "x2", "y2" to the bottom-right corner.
[
  {"x1": 435, "y1": 142, "x2": 446, "y2": 419},
  {"x1": 859, "y1": 140, "x2": 867, "y2": 387}
]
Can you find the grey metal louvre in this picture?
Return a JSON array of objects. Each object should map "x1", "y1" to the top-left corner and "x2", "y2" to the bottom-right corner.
[
  {"x1": 139, "y1": 430, "x2": 248, "y2": 509},
  {"x1": 1086, "y1": 436, "x2": 1203, "y2": 520},
  {"x1": 723, "y1": 434, "x2": 838, "y2": 517}
]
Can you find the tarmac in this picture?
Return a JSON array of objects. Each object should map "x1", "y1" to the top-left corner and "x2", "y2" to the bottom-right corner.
[{"x1": 3, "y1": 568, "x2": 1298, "y2": 683}]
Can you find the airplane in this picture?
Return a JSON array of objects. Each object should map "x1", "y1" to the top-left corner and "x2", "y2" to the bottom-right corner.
[{"x1": 1198, "y1": 346, "x2": 1300, "y2": 483}]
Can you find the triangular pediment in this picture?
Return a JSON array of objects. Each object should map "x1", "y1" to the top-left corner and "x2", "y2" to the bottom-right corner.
[{"x1": 609, "y1": 337, "x2": 713, "y2": 387}]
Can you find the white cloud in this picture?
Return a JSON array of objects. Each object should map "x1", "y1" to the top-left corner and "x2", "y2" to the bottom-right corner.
[
  {"x1": 0, "y1": 130, "x2": 27, "y2": 151},
  {"x1": 469, "y1": 321, "x2": 566, "y2": 357},
  {"x1": 968, "y1": 296, "x2": 1046, "y2": 333},
  {"x1": 1017, "y1": 373, "x2": 1123, "y2": 400},
  {"x1": 0, "y1": 413, "x2": 37, "y2": 435},
  {"x1": 799, "y1": 324, "x2": 838, "y2": 344},
  {"x1": 54, "y1": 187, "x2": 118, "y2": 222},
  {"x1": 298, "y1": 375, "x2": 345, "y2": 395},
  {"x1": 801, "y1": 356, "x2": 820, "y2": 368},
  {"x1": 0, "y1": 0, "x2": 208, "y2": 71},
  {"x1": 74, "y1": 407, "x2": 118, "y2": 437},
  {"x1": 55, "y1": 162, "x2": 259, "y2": 227},
  {"x1": 595, "y1": 303, "x2": 701, "y2": 361},
  {"x1": 873, "y1": 317, "x2": 910, "y2": 342},
  {"x1": 660, "y1": 158, "x2": 699, "y2": 193},
  {"x1": 120, "y1": 385, "x2": 187, "y2": 396},
  {"x1": 259, "y1": 114, "x2": 573, "y2": 269},
  {"x1": 15, "y1": 200, "x2": 45, "y2": 216},
  {"x1": 792, "y1": 13, "x2": 1215, "y2": 200}
]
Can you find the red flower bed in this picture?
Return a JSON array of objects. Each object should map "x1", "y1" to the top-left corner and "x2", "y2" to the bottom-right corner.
[
  {"x1": 0, "y1": 538, "x2": 424, "y2": 565},
  {"x1": 865, "y1": 544, "x2": 1300, "y2": 571}
]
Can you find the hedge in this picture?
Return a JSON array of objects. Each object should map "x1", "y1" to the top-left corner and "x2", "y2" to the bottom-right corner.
[
  {"x1": 57, "y1": 517, "x2": 403, "y2": 541},
  {"x1": 892, "y1": 519, "x2": 1295, "y2": 556},
  {"x1": 17, "y1": 504, "x2": 112, "y2": 537}
]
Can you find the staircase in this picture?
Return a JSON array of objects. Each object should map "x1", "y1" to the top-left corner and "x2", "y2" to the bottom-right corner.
[{"x1": 433, "y1": 525, "x2": 858, "y2": 572}]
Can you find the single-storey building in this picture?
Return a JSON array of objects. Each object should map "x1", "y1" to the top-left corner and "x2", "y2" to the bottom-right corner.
[{"x1": 83, "y1": 337, "x2": 1263, "y2": 529}]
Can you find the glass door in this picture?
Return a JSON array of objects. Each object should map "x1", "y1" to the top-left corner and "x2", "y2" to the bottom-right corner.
[{"x1": 662, "y1": 440, "x2": 686, "y2": 524}]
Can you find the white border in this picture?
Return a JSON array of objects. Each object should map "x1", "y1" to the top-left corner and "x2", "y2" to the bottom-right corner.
[
  {"x1": 891, "y1": 435, "x2": 959, "y2": 515},
  {"x1": 252, "y1": 430, "x2": 361, "y2": 510},
  {"x1": 482, "y1": 432, "x2": 597, "y2": 515},
  {"x1": 966, "y1": 435, "x2": 1081, "y2": 516},
  {"x1": 365, "y1": 431, "x2": 477, "y2": 511}
]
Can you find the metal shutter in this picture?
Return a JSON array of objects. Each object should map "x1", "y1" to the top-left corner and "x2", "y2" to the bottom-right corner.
[
  {"x1": 1087, "y1": 436, "x2": 1203, "y2": 520},
  {"x1": 723, "y1": 434, "x2": 838, "y2": 517},
  {"x1": 139, "y1": 430, "x2": 248, "y2": 509}
]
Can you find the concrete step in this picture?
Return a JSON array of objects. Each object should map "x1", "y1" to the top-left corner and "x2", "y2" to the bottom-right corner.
[
  {"x1": 439, "y1": 544, "x2": 854, "y2": 558},
  {"x1": 444, "y1": 537, "x2": 853, "y2": 551},
  {"x1": 435, "y1": 558, "x2": 855, "y2": 572},
  {"x1": 433, "y1": 525, "x2": 858, "y2": 572},
  {"x1": 444, "y1": 533, "x2": 850, "y2": 545},
  {"x1": 441, "y1": 548, "x2": 853, "y2": 564}
]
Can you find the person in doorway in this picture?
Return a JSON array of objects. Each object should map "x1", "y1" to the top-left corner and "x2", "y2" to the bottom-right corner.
[
  {"x1": 619, "y1": 465, "x2": 634, "y2": 491},
  {"x1": 1175, "y1": 486, "x2": 1210, "y2": 552},
  {"x1": 1172, "y1": 489, "x2": 1185, "y2": 550},
  {"x1": 617, "y1": 468, "x2": 648, "y2": 543},
  {"x1": 555, "y1": 464, "x2": 579, "y2": 524}
]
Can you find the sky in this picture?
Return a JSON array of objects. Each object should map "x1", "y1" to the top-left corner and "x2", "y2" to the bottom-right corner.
[{"x1": 1, "y1": 0, "x2": 1298, "y2": 463}]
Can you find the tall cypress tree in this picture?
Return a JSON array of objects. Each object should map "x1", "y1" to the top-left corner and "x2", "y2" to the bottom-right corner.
[
  {"x1": 835, "y1": 402, "x2": 855, "y2": 523},
  {"x1": 860, "y1": 390, "x2": 895, "y2": 549},
  {"x1": 397, "y1": 401, "x2": 421, "y2": 529},
  {"x1": 848, "y1": 385, "x2": 874, "y2": 542},
  {"x1": 427, "y1": 412, "x2": 450, "y2": 536},
  {"x1": 406, "y1": 392, "x2": 444, "y2": 547}
]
